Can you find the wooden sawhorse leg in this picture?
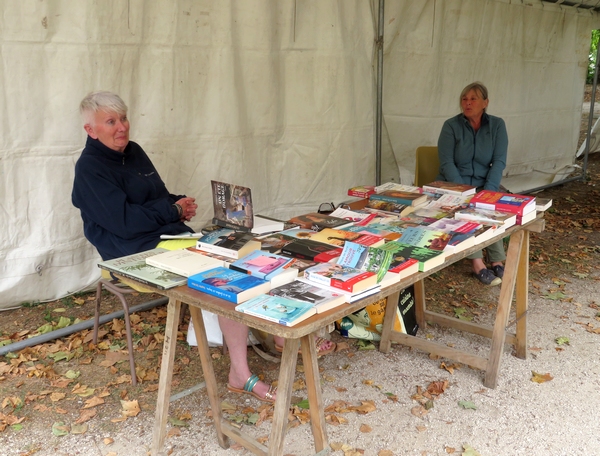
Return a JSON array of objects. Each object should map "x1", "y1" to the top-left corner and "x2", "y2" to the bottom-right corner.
[{"x1": 151, "y1": 298, "x2": 183, "y2": 455}]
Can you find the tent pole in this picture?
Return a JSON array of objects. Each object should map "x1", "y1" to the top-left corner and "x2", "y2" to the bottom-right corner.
[
  {"x1": 583, "y1": 31, "x2": 600, "y2": 179},
  {"x1": 375, "y1": 0, "x2": 384, "y2": 186},
  {"x1": 0, "y1": 296, "x2": 168, "y2": 357}
]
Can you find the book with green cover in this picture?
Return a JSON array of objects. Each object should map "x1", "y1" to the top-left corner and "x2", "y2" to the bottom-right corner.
[
  {"x1": 98, "y1": 248, "x2": 187, "y2": 289},
  {"x1": 336, "y1": 241, "x2": 393, "y2": 283},
  {"x1": 378, "y1": 242, "x2": 446, "y2": 272}
]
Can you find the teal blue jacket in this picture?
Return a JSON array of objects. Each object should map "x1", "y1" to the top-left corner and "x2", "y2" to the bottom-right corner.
[{"x1": 436, "y1": 113, "x2": 508, "y2": 191}]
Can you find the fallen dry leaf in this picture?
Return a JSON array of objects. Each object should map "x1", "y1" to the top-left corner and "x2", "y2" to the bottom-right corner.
[
  {"x1": 531, "y1": 371, "x2": 554, "y2": 383},
  {"x1": 359, "y1": 423, "x2": 372, "y2": 433}
]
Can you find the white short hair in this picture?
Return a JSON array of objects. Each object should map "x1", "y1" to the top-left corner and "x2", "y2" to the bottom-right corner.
[{"x1": 80, "y1": 91, "x2": 128, "y2": 126}]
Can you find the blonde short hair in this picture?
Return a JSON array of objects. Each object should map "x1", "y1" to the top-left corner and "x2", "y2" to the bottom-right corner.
[
  {"x1": 80, "y1": 91, "x2": 128, "y2": 126},
  {"x1": 460, "y1": 82, "x2": 488, "y2": 110}
]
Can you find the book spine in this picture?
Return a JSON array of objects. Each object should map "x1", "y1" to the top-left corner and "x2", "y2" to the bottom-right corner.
[
  {"x1": 422, "y1": 186, "x2": 460, "y2": 196},
  {"x1": 369, "y1": 194, "x2": 415, "y2": 205},
  {"x1": 242, "y1": 310, "x2": 291, "y2": 326},
  {"x1": 187, "y1": 279, "x2": 236, "y2": 302}
]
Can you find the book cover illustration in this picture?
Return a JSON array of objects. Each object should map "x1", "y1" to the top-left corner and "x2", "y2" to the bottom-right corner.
[
  {"x1": 211, "y1": 180, "x2": 254, "y2": 230},
  {"x1": 337, "y1": 241, "x2": 393, "y2": 283},
  {"x1": 398, "y1": 227, "x2": 451, "y2": 251},
  {"x1": 378, "y1": 242, "x2": 446, "y2": 272},
  {"x1": 287, "y1": 212, "x2": 353, "y2": 231},
  {"x1": 369, "y1": 190, "x2": 427, "y2": 207},
  {"x1": 341, "y1": 224, "x2": 403, "y2": 241},
  {"x1": 187, "y1": 267, "x2": 269, "y2": 303},
  {"x1": 369, "y1": 241, "x2": 420, "y2": 276},
  {"x1": 230, "y1": 251, "x2": 294, "y2": 280},
  {"x1": 365, "y1": 199, "x2": 415, "y2": 215},
  {"x1": 98, "y1": 248, "x2": 187, "y2": 289},
  {"x1": 235, "y1": 294, "x2": 316, "y2": 326},
  {"x1": 423, "y1": 193, "x2": 471, "y2": 212},
  {"x1": 269, "y1": 280, "x2": 346, "y2": 313},
  {"x1": 256, "y1": 232, "x2": 298, "y2": 253},
  {"x1": 308, "y1": 228, "x2": 384, "y2": 248},
  {"x1": 197, "y1": 228, "x2": 236, "y2": 245}
]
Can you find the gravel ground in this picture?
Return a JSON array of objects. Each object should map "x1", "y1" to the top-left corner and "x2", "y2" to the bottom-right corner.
[{"x1": 2, "y1": 275, "x2": 599, "y2": 456}]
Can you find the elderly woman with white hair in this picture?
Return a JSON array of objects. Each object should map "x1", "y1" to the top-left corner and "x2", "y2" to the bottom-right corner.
[{"x1": 72, "y1": 91, "x2": 276, "y2": 402}]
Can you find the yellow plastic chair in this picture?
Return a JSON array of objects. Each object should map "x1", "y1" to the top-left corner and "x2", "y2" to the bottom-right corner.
[{"x1": 414, "y1": 146, "x2": 440, "y2": 187}]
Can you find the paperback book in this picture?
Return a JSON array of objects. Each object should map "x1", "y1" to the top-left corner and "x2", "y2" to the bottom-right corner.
[
  {"x1": 423, "y1": 193, "x2": 471, "y2": 213},
  {"x1": 196, "y1": 230, "x2": 261, "y2": 259},
  {"x1": 308, "y1": 228, "x2": 385, "y2": 248},
  {"x1": 454, "y1": 207, "x2": 517, "y2": 228},
  {"x1": 421, "y1": 181, "x2": 477, "y2": 196},
  {"x1": 256, "y1": 232, "x2": 298, "y2": 253},
  {"x1": 364, "y1": 199, "x2": 415, "y2": 216},
  {"x1": 269, "y1": 280, "x2": 347, "y2": 313},
  {"x1": 229, "y1": 251, "x2": 298, "y2": 287},
  {"x1": 187, "y1": 267, "x2": 270, "y2": 304},
  {"x1": 374, "y1": 182, "x2": 422, "y2": 194},
  {"x1": 98, "y1": 248, "x2": 187, "y2": 290},
  {"x1": 145, "y1": 248, "x2": 226, "y2": 277},
  {"x1": 210, "y1": 181, "x2": 254, "y2": 231},
  {"x1": 296, "y1": 277, "x2": 381, "y2": 303},
  {"x1": 303, "y1": 262, "x2": 377, "y2": 293},
  {"x1": 369, "y1": 190, "x2": 427, "y2": 207},
  {"x1": 470, "y1": 190, "x2": 536, "y2": 216},
  {"x1": 287, "y1": 212, "x2": 354, "y2": 231},
  {"x1": 379, "y1": 242, "x2": 446, "y2": 272},
  {"x1": 347, "y1": 185, "x2": 376, "y2": 198},
  {"x1": 235, "y1": 294, "x2": 317, "y2": 326},
  {"x1": 336, "y1": 241, "x2": 393, "y2": 283},
  {"x1": 280, "y1": 238, "x2": 343, "y2": 262},
  {"x1": 398, "y1": 227, "x2": 452, "y2": 251}
]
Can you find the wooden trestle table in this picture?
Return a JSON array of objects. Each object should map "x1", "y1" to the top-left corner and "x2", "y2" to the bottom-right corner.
[{"x1": 129, "y1": 214, "x2": 544, "y2": 456}]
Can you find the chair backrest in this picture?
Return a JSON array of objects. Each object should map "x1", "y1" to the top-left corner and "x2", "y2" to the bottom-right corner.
[{"x1": 415, "y1": 146, "x2": 440, "y2": 187}]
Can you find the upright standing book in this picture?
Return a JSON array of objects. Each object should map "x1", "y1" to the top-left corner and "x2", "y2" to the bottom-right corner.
[
  {"x1": 470, "y1": 190, "x2": 536, "y2": 216},
  {"x1": 235, "y1": 294, "x2": 317, "y2": 326},
  {"x1": 187, "y1": 267, "x2": 270, "y2": 303},
  {"x1": 98, "y1": 248, "x2": 187, "y2": 290},
  {"x1": 210, "y1": 181, "x2": 254, "y2": 231}
]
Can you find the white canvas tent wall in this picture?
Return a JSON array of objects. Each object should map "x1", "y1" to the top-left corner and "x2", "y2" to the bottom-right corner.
[{"x1": 1, "y1": 0, "x2": 598, "y2": 310}]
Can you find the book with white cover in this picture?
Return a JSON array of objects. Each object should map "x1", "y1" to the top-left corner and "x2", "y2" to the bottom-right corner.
[
  {"x1": 296, "y1": 277, "x2": 380, "y2": 303},
  {"x1": 269, "y1": 280, "x2": 347, "y2": 313},
  {"x1": 146, "y1": 248, "x2": 226, "y2": 277}
]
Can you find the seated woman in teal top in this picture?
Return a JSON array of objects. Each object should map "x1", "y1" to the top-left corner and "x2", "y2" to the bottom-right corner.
[{"x1": 437, "y1": 82, "x2": 508, "y2": 286}]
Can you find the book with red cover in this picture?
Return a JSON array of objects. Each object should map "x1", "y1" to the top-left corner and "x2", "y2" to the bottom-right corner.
[
  {"x1": 303, "y1": 262, "x2": 378, "y2": 293},
  {"x1": 421, "y1": 181, "x2": 477, "y2": 196},
  {"x1": 305, "y1": 228, "x2": 385, "y2": 248},
  {"x1": 470, "y1": 190, "x2": 536, "y2": 216},
  {"x1": 347, "y1": 185, "x2": 376, "y2": 198}
]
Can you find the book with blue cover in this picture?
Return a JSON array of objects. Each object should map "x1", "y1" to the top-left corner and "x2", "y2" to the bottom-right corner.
[
  {"x1": 235, "y1": 294, "x2": 317, "y2": 326},
  {"x1": 187, "y1": 267, "x2": 270, "y2": 303}
]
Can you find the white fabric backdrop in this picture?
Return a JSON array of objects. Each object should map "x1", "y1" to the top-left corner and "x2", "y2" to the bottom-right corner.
[{"x1": 0, "y1": 0, "x2": 598, "y2": 308}]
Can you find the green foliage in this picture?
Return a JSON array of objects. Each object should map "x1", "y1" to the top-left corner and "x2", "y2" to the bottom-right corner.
[
  {"x1": 20, "y1": 301, "x2": 42, "y2": 308},
  {"x1": 587, "y1": 30, "x2": 600, "y2": 84}
]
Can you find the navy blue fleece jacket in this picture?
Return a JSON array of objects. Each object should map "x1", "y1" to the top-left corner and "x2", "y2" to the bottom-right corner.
[{"x1": 72, "y1": 137, "x2": 193, "y2": 260}]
